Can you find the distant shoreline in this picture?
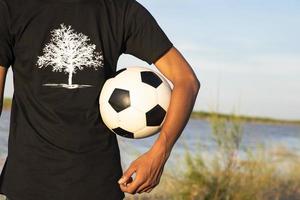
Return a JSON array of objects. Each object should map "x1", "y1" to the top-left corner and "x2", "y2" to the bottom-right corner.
[
  {"x1": 191, "y1": 111, "x2": 300, "y2": 126},
  {"x1": 2, "y1": 97, "x2": 300, "y2": 126}
]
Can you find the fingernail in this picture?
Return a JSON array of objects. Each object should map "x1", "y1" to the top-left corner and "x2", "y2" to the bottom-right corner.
[{"x1": 118, "y1": 177, "x2": 125, "y2": 184}]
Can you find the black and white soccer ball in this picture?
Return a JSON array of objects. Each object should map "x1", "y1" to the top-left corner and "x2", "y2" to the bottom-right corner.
[{"x1": 99, "y1": 66, "x2": 172, "y2": 139}]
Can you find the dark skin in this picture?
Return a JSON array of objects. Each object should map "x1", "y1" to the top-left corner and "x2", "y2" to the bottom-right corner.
[
  {"x1": 0, "y1": 46, "x2": 200, "y2": 195},
  {"x1": 118, "y1": 46, "x2": 200, "y2": 194}
]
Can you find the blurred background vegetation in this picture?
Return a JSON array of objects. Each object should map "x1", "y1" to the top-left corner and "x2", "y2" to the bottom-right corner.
[{"x1": 122, "y1": 113, "x2": 300, "y2": 200}]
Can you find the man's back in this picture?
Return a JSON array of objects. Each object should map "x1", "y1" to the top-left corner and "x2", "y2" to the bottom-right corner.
[{"x1": 0, "y1": 0, "x2": 173, "y2": 199}]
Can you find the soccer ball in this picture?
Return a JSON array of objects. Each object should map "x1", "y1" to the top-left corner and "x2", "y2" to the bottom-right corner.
[{"x1": 99, "y1": 66, "x2": 172, "y2": 139}]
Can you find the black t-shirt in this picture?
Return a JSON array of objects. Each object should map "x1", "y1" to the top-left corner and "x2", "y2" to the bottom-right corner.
[{"x1": 0, "y1": 0, "x2": 173, "y2": 199}]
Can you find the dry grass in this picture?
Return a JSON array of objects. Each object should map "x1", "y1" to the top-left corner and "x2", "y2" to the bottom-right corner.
[{"x1": 125, "y1": 113, "x2": 300, "y2": 200}]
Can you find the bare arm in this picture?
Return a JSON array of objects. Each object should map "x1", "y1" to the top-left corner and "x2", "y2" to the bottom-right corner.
[
  {"x1": 0, "y1": 66, "x2": 8, "y2": 116},
  {"x1": 119, "y1": 46, "x2": 201, "y2": 194},
  {"x1": 151, "y1": 46, "x2": 200, "y2": 157}
]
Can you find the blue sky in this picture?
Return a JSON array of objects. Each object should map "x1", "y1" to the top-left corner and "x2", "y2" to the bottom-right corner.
[
  {"x1": 119, "y1": 0, "x2": 300, "y2": 120},
  {"x1": 3, "y1": 0, "x2": 300, "y2": 120}
]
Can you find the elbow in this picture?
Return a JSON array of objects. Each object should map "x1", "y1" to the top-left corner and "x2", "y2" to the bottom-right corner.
[
  {"x1": 174, "y1": 75, "x2": 200, "y2": 95},
  {"x1": 192, "y1": 78, "x2": 201, "y2": 96},
  {"x1": 193, "y1": 77, "x2": 201, "y2": 92},
  {"x1": 188, "y1": 75, "x2": 200, "y2": 95}
]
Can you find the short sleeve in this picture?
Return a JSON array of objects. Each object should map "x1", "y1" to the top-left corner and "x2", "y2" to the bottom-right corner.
[
  {"x1": 0, "y1": 0, "x2": 14, "y2": 69},
  {"x1": 122, "y1": 0, "x2": 173, "y2": 65}
]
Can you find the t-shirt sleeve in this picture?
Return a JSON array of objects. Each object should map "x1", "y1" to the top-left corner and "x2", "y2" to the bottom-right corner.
[
  {"x1": 0, "y1": 0, "x2": 14, "y2": 69},
  {"x1": 121, "y1": 0, "x2": 173, "y2": 65}
]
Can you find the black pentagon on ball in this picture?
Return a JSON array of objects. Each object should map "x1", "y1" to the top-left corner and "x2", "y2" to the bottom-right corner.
[
  {"x1": 141, "y1": 71, "x2": 162, "y2": 88},
  {"x1": 146, "y1": 105, "x2": 166, "y2": 126},
  {"x1": 108, "y1": 88, "x2": 130, "y2": 113},
  {"x1": 113, "y1": 127, "x2": 134, "y2": 138}
]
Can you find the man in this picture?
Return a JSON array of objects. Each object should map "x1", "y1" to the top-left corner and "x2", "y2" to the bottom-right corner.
[{"x1": 0, "y1": 0, "x2": 200, "y2": 199}]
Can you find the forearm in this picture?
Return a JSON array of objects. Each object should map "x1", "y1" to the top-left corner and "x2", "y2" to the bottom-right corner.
[{"x1": 150, "y1": 78, "x2": 200, "y2": 157}]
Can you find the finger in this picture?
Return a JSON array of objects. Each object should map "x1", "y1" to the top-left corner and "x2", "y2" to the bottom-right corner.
[
  {"x1": 119, "y1": 177, "x2": 133, "y2": 192},
  {"x1": 121, "y1": 169, "x2": 144, "y2": 194},
  {"x1": 138, "y1": 184, "x2": 152, "y2": 194},
  {"x1": 119, "y1": 174, "x2": 137, "y2": 188},
  {"x1": 145, "y1": 187, "x2": 153, "y2": 193},
  {"x1": 136, "y1": 182, "x2": 150, "y2": 194},
  {"x1": 120, "y1": 178, "x2": 141, "y2": 194},
  {"x1": 118, "y1": 164, "x2": 137, "y2": 185},
  {"x1": 141, "y1": 186, "x2": 154, "y2": 193},
  {"x1": 138, "y1": 168, "x2": 163, "y2": 193},
  {"x1": 119, "y1": 174, "x2": 135, "y2": 188},
  {"x1": 123, "y1": 177, "x2": 133, "y2": 186}
]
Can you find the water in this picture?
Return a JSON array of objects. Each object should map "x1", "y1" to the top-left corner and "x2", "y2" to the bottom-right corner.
[{"x1": 1, "y1": 110, "x2": 300, "y2": 172}]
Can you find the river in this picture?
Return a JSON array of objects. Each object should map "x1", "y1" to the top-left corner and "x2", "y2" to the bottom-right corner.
[{"x1": 1, "y1": 110, "x2": 300, "y2": 172}]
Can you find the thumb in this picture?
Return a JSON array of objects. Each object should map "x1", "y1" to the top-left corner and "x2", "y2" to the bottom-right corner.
[{"x1": 118, "y1": 164, "x2": 137, "y2": 184}]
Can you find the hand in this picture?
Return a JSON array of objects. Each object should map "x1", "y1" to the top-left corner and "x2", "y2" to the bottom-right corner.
[{"x1": 118, "y1": 142, "x2": 171, "y2": 194}]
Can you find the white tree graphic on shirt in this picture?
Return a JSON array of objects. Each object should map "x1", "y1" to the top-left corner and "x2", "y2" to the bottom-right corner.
[{"x1": 36, "y1": 23, "x2": 104, "y2": 89}]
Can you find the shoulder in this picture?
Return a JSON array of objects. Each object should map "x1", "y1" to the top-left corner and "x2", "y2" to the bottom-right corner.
[
  {"x1": 107, "y1": 0, "x2": 143, "y2": 12},
  {"x1": 0, "y1": 0, "x2": 8, "y2": 7},
  {"x1": 0, "y1": 0, "x2": 30, "y2": 14}
]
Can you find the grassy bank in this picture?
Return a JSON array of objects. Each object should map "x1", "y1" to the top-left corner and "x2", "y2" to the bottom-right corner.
[{"x1": 124, "y1": 113, "x2": 300, "y2": 200}]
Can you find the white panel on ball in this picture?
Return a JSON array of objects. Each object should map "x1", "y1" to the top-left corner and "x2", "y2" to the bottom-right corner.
[
  {"x1": 110, "y1": 70, "x2": 141, "y2": 93},
  {"x1": 156, "y1": 82, "x2": 172, "y2": 111},
  {"x1": 118, "y1": 107, "x2": 147, "y2": 133},
  {"x1": 135, "y1": 126, "x2": 161, "y2": 139},
  {"x1": 99, "y1": 78, "x2": 115, "y2": 104},
  {"x1": 131, "y1": 83, "x2": 158, "y2": 113},
  {"x1": 99, "y1": 101, "x2": 119, "y2": 131},
  {"x1": 126, "y1": 66, "x2": 152, "y2": 72}
]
